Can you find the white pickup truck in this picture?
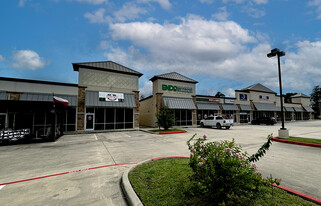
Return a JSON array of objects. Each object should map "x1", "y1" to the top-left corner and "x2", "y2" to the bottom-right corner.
[{"x1": 200, "y1": 116, "x2": 234, "y2": 129}]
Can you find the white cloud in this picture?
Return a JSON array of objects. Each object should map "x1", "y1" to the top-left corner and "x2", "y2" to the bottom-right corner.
[
  {"x1": 18, "y1": 0, "x2": 28, "y2": 7},
  {"x1": 84, "y1": 8, "x2": 111, "y2": 23},
  {"x1": 199, "y1": 0, "x2": 215, "y2": 4},
  {"x1": 212, "y1": 7, "x2": 230, "y2": 21},
  {"x1": 308, "y1": 0, "x2": 321, "y2": 19},
  {"x1": 0, "y1": 55, "x2": 5, "y2": 62},
  {"x1": 73, "y1": 0, "x2": 108, "y2": 4},
  {"x1": 114, "y1": 2, "x2": 147, "y2": 22},
  {"x1": 139, "y1": 81, "x2": 153, "y2": 98},
  {"x1": 222, "y1": 0, "x2": 267, "y2": 4},
  {"x1": 224, "y1": 88, "x2": 235, "y2": 97},
  {"x1": 12, "y1": 50, "x2": 47, "y2": 70},
  {"x1": 244, "y1": 7, "x2": 265, "y2": 18},
  {"x1": 137, "y1": 0, "x2": 171, "y2": 10},
  {"x1": 105, "y1": 16, "x2": 321, "y2": 92},
  {"x1": 98, "y1": 40, "x2": 109, "y2": 49}
]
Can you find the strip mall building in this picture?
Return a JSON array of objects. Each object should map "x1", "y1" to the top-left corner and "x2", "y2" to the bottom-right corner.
[{"x1": 0, "y1": 61, "x2": 314, "y2": 136}]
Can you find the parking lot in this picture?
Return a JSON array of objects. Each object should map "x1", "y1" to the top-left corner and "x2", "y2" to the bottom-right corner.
[{"x1": 0, "y1": 121, "x2": 321, "y2": 205}]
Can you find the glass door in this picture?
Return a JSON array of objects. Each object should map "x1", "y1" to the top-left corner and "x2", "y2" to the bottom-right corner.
[{"x1": 85, "y1": 113, "x2": 94, "y2": 130}]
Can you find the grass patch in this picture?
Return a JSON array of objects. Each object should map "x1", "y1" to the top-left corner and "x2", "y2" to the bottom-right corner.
[
  {"x1": 129, "y1": 158, "x2": 317, "y2": 206},
  {"x1": 283, "y1": 137, "x2": 321, "y2": 145},
  {"x1": 150, "y1": 129, "x2": 185, "y2": 133}
]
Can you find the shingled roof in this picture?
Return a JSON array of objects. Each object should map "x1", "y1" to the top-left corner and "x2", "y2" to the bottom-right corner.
[
  {"x1": 237, "y1": 83, "x2": 276, "y2": 94},
  {"x1": 150, "y1": 72, "x2": 198, "y2": 83},
  {"x1": 72, "y1": 61, "x2": 143, "y2": 77}
]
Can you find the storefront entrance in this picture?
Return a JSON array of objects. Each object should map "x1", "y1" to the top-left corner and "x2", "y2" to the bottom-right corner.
[{"x1": 85, "y1": 113, "x2": 94, "y2": 130}]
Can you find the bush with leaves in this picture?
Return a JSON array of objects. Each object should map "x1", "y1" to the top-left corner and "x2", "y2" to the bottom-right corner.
[
  {"x1": 187, "y1": 134, "x2": 276, "y2": 204},
  {"x1": 156, "y1": 106, "x2": 175, "y2": 130}
]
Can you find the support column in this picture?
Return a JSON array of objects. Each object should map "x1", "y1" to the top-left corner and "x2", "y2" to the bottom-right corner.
[
  {"x1": 192, "y1": 95, "x2": 197, "y2": 126},
  {"x1": 133, "y1": 91, "x2": 140, "y2": 129},
  {"x1": 77, "y1": 87, "x2": 86, "y2": 131},
  {"x1": 155, "y1": 93, "x2": 163, "y2": 127}
]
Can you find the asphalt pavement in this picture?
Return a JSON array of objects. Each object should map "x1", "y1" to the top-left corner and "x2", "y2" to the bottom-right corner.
[{"x1": 0, "y1": 120, "x2": 320, "y2": 205}]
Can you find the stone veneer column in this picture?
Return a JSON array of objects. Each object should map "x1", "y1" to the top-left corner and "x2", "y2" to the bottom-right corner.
[
  {"x1": 155, "y1": 93, "x2": 163, "y2": 113},
  {"x1": 77, "y1": 86, "x2": 86, "y2": 131},
  {"x1": 133, "y1": 91, "x2": 140, "y2": 129},
  {"x1": 192, "y1": 95, "x2": 197, "y2": 126}
]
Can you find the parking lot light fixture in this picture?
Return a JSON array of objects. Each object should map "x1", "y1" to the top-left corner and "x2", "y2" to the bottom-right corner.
[{"x1": 267, "y1": 48, "x2": 289, "y2": 138}]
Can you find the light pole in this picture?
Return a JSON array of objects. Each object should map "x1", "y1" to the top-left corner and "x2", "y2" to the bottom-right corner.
[{"x1": 267, "y1": 48, "x2": 289, "y2": 138}]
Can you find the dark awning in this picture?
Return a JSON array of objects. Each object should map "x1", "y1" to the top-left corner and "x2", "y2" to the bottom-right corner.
[
  {"x1": 284, "y1": 107, "x2": 294, "y2": 112},
  {"x1": 303, "y1": 106, "x2": 314, "y2": 112},
  {"x1": 222, "y1": 104, "x2": 238, "y2": 111},
  {"x1": 293, "y1": 107, "x2": 303, "y2": 112},
  {"x1": 19, "y1": 92, "x2": 77, "y2": 106},
  {"x1": 86, "y1": 91, "x2": 136, "y2": 108},
  {"x1": 0, "y1": 91, "x2": 8, "y2": 100},
  {"x1": 196, "y1": 102, "x2": 220, "y2": 110},
  {"x1": 239, "y1": 104, "x2": 252, "y2": 111},
  {"x1": 163, "y1": 96, "x2": 196, "y2": 110},
  {"x1": 253, "y1": 102, "x2": 281, "y2": 111}
]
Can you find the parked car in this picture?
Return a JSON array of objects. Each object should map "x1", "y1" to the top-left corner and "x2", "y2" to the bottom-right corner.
[
  {"x1": 200, "y1": 116, "x2": 234, "y2": 129},
  {"x1": 251, "y1": 117, "x2": 276, "y2": 125}
]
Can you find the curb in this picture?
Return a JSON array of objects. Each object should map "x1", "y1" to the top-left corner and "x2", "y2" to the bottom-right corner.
[
  {"x1": 272, "y1": 184, "x2": 321, "y2": 205},
  {"x1": 272, "y1": 137, "x2": 321, "y2": 148},
  {"x1": 121, "y1": 156, "x2": 189, "y2": 206},
  {"x1": 158, "y1": 131, "x2": 187, "y2": 135},
  {"x1": 121, "y1": 156, "x2": 321, "y2": 206}
]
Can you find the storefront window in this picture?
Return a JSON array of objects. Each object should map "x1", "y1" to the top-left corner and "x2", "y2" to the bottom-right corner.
[
  {"x1": 295, "y1": 112, "x2": 302, "y2": 120},
  {"x1": 285, "y1": 112, "x2": 292, "y2": 121},
  {"x1": 174, "y1": 110, "x2": 193, "y2": 126},
  {"x1": 240, "y1": 112, "x2": 250, "y2": 123},
  {"x1": 222, "y1": 110, "x2": 237, "y2": 122},
  {"x1": 303, "y1": 113, "x2": 310, "y2": 120}
]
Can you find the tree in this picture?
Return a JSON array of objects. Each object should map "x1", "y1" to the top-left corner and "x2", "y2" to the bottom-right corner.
[
  {"x1": 214, "y1": 91, "x2": 225, "y2": 98},
  {"x1": 284, "y1": 92, "x2": 297, "y2": 103},
  {"x1": 311, "y1": 86, "x2": 321, "y2": 118},
  {"x1": 156, "y1": 106, "x2": 175, "y2": 130}
]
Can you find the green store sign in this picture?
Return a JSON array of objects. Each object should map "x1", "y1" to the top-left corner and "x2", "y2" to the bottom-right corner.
[{"x1": 162, "y1": 84, "x2": 193, "y2": 93}]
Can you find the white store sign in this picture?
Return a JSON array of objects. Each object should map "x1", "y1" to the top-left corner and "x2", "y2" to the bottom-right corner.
[{"x1": 99, "y1": 92, "x2": 124, "y2": 102}]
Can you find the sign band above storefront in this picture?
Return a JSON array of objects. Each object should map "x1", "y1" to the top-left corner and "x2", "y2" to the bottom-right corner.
[
  {"x1": 162, "y1": 84, "x2": 193, "y2": 93},
  {"x1": 99, "y1": 92, "x2": 124, "y2": 102}
]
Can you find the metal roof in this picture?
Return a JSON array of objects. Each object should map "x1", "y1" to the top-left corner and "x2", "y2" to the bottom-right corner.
[
  {"x1": 222, "y1": 104, "x2": 238, "y2": 111},
  {"x1": 293, "y1": 107, "x2": 304, "y2": 112},
  {"x1": 0, "y1": 91, "x2": 8, "y2": 100},
  {"x1": 150, "y1": 72, "x2": 198, "y2": 83},
  {"x1": 163, "y1": 96, "x2": 196, "y2": 110},
  {"x1": 19, "y1": 93, "x2": 78, "y2": 106},
  {"x1": 86, "y1": 91, "x2": 136, "y2": 108},
  {"x1": 303, "y1": 106, "x2": 314, "y2": 112},
  {"x1": 72, "y1": 61, "x2": 143, "y2": 77},
  {"x1": 239, "y1": 104, "x2": 252, "y2": 111},
  {"x1": 196, "y1": 102, "x2": 220, "y2": 110},
  {"x1": 253, "y1": 102, "x2": 281, "y2": 111},
  {"x1": 239, "y1": 83, "x2": 276, "y2": 94},
  {"x1": 291, "y1": 93, "x2": 310, "y2": 98},
  {"x1": 284, "y1": 107, "x2": 294, "y2": 112}
]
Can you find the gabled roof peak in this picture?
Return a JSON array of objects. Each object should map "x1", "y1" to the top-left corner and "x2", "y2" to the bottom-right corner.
[
  {"x1": 239, "y1": 83, "x2": 276, "y2": 94},
  {"x1": 72, "y1": 61, "x2": 143, "y2": 77},
  {"x1": 150, "y1": 72, "x2": 198, "y2": 83},
  {"x1": 291, "y1": 93, "x2": 310, "y2": 98}
]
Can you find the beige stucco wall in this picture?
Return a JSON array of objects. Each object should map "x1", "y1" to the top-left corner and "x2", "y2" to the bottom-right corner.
[
  {"x1": 78, "y1": 68, "x2": 139, "y2": 93},
  {"x1": 292, "y1": 97, "x2": 311, "y2": 106},
  {"x1": 248, "y1": 91, "x2": 276, "y2": 103},
  {"x1": 153, "y1": 79, "x2": 196, "y2": 98},
  {"x1": 0, "y1": 80, "x2": 78, "y2": 95},
  {"x1": 139, "y1": 97, "x2": 156, "y2": 127},
  {"x1": 234, "y1": 91, "x2": 250, "y2": 105}
]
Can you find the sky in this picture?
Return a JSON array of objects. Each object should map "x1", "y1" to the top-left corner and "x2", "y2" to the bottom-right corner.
[{"x1": 1, "y1": 0, "x2": 321, "y2": 98}]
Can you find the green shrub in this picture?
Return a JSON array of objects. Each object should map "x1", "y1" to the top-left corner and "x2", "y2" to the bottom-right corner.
[
  {"x1": 156, "y1": 106, "x2": 175, "y2": 130},
  {"x1": 187, "y1": 134, "x2": 275, "y2": 205}
]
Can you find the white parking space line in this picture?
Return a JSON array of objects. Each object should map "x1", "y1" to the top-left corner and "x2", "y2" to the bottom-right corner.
[
  {"x1": 0, "y1": 185, "x2": 5, "y2": 190},
  {"x1": 122, "y1": 133, "x2": 131, "y2": 138},
  {"x1": 94, "y1": 134, "x2": 98, "y2": 140}
]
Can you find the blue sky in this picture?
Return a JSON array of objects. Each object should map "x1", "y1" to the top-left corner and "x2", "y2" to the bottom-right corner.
[{"x1": 1, "y1": 0, "x2": 321, "y2": 97}]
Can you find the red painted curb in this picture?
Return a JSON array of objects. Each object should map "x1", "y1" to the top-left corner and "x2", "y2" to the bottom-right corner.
[
  {"x1": 0, "y1": 162, "x2": 138, "y2": 186},
  {"x1": 158, "y1": 131, "x2": 187, "y2": 135},
  {"x1": 272, "y1": 183, "x2": 321, "y2": 205},
  {"x1": 272, "y1": 137, "x2": 321, "y2": 148}
]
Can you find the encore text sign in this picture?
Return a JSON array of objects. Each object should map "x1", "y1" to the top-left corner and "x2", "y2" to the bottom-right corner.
[{"x1": 162, "y1": 84, "x2": 193, "y2": 93}]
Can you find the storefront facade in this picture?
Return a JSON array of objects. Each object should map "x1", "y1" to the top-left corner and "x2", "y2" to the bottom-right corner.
[{"x1": 139, "y1": 72, "x2": 197, "y2": 127}]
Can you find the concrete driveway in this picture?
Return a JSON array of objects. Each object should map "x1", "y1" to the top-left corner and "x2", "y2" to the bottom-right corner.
[{"x1": 0, "y1": 120, "x2": 320, "y2": 205}]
